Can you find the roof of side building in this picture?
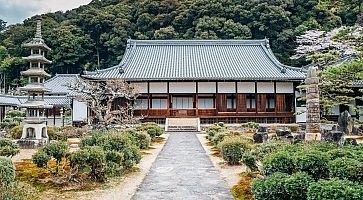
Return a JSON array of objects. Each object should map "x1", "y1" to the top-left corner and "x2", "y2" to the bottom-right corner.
[
  {"x1": 44, "y1": 74, "x2": 80, "y2": 94},
  {"x1": 84, "y1": 39, "x2": 306, "y2": 81}
]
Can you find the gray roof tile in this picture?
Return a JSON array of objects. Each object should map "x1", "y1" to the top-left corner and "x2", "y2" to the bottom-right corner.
[
  {"x1": 84, "y1": 39, "x2": 306, "y2": 81},
  {"x1": 44, "y1": 74, "x2": 79, "y2": 94}
]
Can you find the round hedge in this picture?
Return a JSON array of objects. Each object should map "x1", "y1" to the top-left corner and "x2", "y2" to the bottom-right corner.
[
  {"x1": 328, "y1": 157, "x2": 363, "y2": 183},
  {"x1": 262, "y1": 151, "x2": 295, "y2": 175},
  {"x1": 294, "y1": 150, "x2": 329, "y2": 179},
  {"x1": 307, "y1": 179, "x2": 363, "y2": 200},
  {"x1": 212, "y1": 132, "x2": 228, "y2": 146},
  {"x1": 218, "y1": 136, "x2": 250, "y2": 165}
]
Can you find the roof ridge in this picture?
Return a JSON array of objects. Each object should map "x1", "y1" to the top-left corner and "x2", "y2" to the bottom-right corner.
[{"x1": 129, "y1": 39, "x2": 268, "y2": 46}]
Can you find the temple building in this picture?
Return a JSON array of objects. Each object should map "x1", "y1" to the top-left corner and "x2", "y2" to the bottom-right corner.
[
  {"x1": 19, "y1": 20, "x2": 52, "y2": 144},
  {"x1": 84, "y1": 39, "x2": 306, "y2": 124}
]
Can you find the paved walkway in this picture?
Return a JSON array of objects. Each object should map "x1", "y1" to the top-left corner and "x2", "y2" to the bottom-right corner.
[{"x1": 132, "y1": 132, "x2": 233, "y2": 200}]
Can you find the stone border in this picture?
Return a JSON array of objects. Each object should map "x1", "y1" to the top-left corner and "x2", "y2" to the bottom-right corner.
[{"x1": 196, "y1": 133, "x2": 246, "y2": 188}]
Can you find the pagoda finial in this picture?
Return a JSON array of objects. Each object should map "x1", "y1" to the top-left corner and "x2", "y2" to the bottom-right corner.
[{"x1": 35, "y1": 19, "x2": 42, "y2": 39}]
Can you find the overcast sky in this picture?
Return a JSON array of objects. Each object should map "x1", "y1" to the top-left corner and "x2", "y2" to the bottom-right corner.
[{"x1": 0, "y1": 0, "x2": 92, "y2": 25}]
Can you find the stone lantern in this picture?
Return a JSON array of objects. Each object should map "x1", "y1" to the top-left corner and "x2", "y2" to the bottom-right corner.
[
  {"x1": 19, "y1": 19, "x2": 52, "y2": 145},
  {"x1": 305, "y1": 67, "x2": 321, "y2": 141}
]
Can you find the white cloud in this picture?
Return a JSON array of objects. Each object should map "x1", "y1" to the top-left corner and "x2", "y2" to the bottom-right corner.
[{"x1": 0, "y1": 0, "x2": 92, "y2": 24}]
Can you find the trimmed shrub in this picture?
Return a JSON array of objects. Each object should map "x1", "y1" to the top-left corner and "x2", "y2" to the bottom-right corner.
[
  {"x1": 294, "y1": 150, "x2": 329, "y2": 179},
  {"x1": 0, "y1": 157, "x2": 16, "y2": 189},
  {"x1": 262, "y1": 151, "x2": 295, "y2": 175},
  {"x1": 252, "y1": 172, "x2": 288, "y2": 200},
  {"x1": 32, "y1": 142, "x2": 69, "y2": 175},
  {"x1": 0, "y1": 139, "x2": 20, "y2": 157},
  {"x1": 207, "y1": 129, "x2": 218, "y2": 140},
  {"x1": 307, "y1": 179, "x2": 363, "y2": 200},
  {"x1": 134, "y1": 132, "x2": 151, "y2": 149},
  {"x1": 218, "y1": 136, "x2": 250, "y2": 165},
  {"x1": 251, "y1": 140, "x2": 287, "y2": 160},
  {"x1": 327, "y1": 148, "x2": 356, "y2": 160},
  {"x1": 136, "y1": 122, "x2": 163, "y2": 138},
  {"x1": 48, "y1": 131, "x2": 67, "y2": 141},
  {"x1": 9, "y1": 125, "x2": 22, "y2": 139},
  {"x1": 212, "y1": 132, "x2": 228, "y2": 146},
  {"x1": 252, "y1": 172, "x2": 313, "y2": 200},
  {"x1": 328, "y1": 157, "x2": 363, "y2": 182},
  {"x1": 241, "y1": 151, "x2": 258, "y2": 171}
]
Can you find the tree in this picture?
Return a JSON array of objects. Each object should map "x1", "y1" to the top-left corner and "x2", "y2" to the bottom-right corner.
[
  {"x1": 0, "y1": 139, "x2": 20, "y2": 158},
  {"x1": 48, "y1": 22, "x2": 94, "y2": 74},
  {"x1": 0, "y1": 19, "x2": 6, "y2": 32},
  {"x1": 319, "y1": 59, "x2": 363, "y2": 116},
  {"x1": 68, "y1": 78, "x2": 140, "y2": 128}
]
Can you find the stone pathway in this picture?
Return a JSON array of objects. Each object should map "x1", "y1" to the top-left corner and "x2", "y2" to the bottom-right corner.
[{"x1": 132, "y1": 132, "x2": 233, "y2": 200}]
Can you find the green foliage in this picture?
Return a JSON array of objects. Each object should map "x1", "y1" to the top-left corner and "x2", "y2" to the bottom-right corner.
[
  {"x1": 241, "y1": 151, "x2": 258, "y2": 171},
  {"x1": 47, "y1": 126, "x2": 68, "y2": 141},
  {"x1": 294, "y1": 150, "x2": 329, "y2": 179},
  {"x1": 0, "y1": 157, "x2": 15, "y2": 189},
  {"x1": 241, "y1": 122, "x2": 259, "y2": 130},
  {"x1": 32, "y1": 142, "x2": 69, "y2": 175},
  {"x1": 212, "y1": 132, "x2": 228, "y2": 146},
  {"x1": 262, "y1": 151, "x2": 295, "y2": 175},
  {"x1": 0, "y1": 110, "x2": 24, "y2": 129},
  {"x1": 136, "y1": 122, "x2": 163, "y2": 138},
  {"x1": 252, "y1": 172, "x2": 313, "y2": 200},
  {"x1": 307, "y1": 179, "x2": 363, "y2": 200},
  {"x1": 0, "y1": 139, "x2": 19, "y2": 157},
  {"x1": 328, "y1": 157, "x2": 363, "y2": 183},
  {"x1": 9, "y1": 125, "x2": 22, "y2": 139},
  {"x1": 133, "y1": 131, "x2": 151, "y2": 149},
  {"x1": 217, "y1": 136, "x2": 250, "y2": 165}
]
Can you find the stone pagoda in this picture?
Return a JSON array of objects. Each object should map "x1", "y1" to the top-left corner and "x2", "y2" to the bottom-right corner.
[{"x1": 19, "y1": 19, "x2": 52, "y2": 145}]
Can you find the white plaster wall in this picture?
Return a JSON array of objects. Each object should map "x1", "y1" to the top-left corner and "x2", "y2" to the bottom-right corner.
[
  {"x1": 132, "y1": 82, "x2": 148, "y2": 93},
  {"x1": 296, "y1": 107, "x2": 306, "y2": 123},
  {"x1": 237, "y1": 82, "x2": 255, "y2": 93},
  {"x1": 73, "y1": 100, "x2": 88, "y2": 122},
  {"x1": 257, "y1": 82, "x2": 274, "y2": 93},
  {"x1": 149, "y1": 82, "x2": 167, "y2": 93},
  {"x1": 198, "y1": 82, "x2": 216, "y2": 93},
  {"x1": 218, "y1": 82, "x2": 235, "y2": 93},
  {"x1": 276, "y1": 82, "x2": 294, "y2": 93},
  {"x1": 169, "y1": 82, "x2": 196, "y2": 93}
]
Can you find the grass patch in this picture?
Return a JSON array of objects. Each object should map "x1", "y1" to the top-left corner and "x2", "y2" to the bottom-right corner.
[{"x1": 152, "y1": 136, "x2": 165, "y2": 144}]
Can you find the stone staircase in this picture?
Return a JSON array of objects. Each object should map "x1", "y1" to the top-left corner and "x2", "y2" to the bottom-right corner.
[{"x1": 166, "y1": 118, "x2": 200, "y2": 132}]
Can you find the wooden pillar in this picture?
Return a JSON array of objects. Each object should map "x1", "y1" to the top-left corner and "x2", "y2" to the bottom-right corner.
[
  {"x1": 215, "y1": 82, "x2": 218, "y2": 112},
  {"x1": 53, "y1": 107, "x2": 56, "y2": 126},
  {"x1": 196, "y1": 81, "x2": 198, "y2": 116},
  {"x1": 235, "y1": 81, "x2": 238, "y2": 114},
  {"x1": 274, "y1": 82, "x2": 277, "y2": 123},
  {"x1": 147, "y1": 82, "x2": 150, "y2": 116},
  {"x1": 255, "y1": 81, "x2": 258, "y2": 114},
  {"x1": 167, "y1": 81, "x2": 170, "y2": 117}
]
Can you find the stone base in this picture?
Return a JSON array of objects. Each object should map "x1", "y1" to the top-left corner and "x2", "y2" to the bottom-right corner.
[
  {"x1": 305, "y1": 133, "x2": 322, "y2": 141},
  {"x1": 20, "y1": 122, "x2": 49, "y2": 145}
]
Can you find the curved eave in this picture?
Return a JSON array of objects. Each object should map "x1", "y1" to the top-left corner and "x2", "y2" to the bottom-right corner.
[
  {"x1": 19, "y1": 84, "x2": 51, "y2": 92},
  {"x1": 23, "y1": 43, "x2": 51, "y2": 51},
  {"x1": 22, "y1": 55, "x2": 52, "y2": 64},
  {"x1": 21, "y1": 69, "x2": 51, "y2": 77},
  {"x1": 20, "y1": 101, "x2": 52, "y2": 109}
]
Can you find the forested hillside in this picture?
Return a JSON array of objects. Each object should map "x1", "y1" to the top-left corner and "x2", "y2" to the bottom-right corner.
[{"x1": 0, "y1": 0, "x2": 362, "y2": 89}]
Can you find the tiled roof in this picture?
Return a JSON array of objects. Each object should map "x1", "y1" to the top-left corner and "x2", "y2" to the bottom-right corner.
[
  {"x1": 84, "y1": 39, "x2": 306, "y2": 81},
  {"x1": 0, "y1": 95, "x2": 70, "y2": 107},
  {"x1": 44, "y1": 74, "x2": 80, "y2": 95}
]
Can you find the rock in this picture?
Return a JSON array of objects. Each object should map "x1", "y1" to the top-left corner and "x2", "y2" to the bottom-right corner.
[
  {"x1": 276, "y1": 129, "x2": 291, "y2": 137},
  {"x1": 322, "y1": 131, "x2": 344, "y2": 144},
  {"x1": 253, "y1": 132, "x2": 268, "y2": 143},
  {"x1": 344, "y1": 138, "x2": 358, "y2": 146}
]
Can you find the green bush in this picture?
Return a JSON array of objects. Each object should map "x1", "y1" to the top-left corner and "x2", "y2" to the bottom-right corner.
[
  {"x1": 252, "y1": 172, "x2": 313, "y2": 200},
  {"x1": 0, "y1": 139, "x2": 20, "y2": 157},
  {"x1": 294, "y1": 150, "x2": 329, "y2": 179},
  {"x1": 212, "y1": 132, "x2": 228, "y2": 146},
  {"x1": 207, "y1": 123, "x2": 226, "y2": 140},
  {"x1": 48, "y1": 131, "x2": 68, "y2": 141},
  {"x1": 9, "y1": 125, "x2": 22, "y2": 139},
  {"x1": 241, "y1": 122, "x2": 259, "y2": 130},
  {"x1": 307, "y1": 179, "x2": 363, "y2": 200},
  {"x1": 134, "y1": 132, "x2": 151, "y2": 149},
  {"x1": 218, "y1": 136, "x2": 250, "y2": 165},
  {"x1": 328, "y1": 157, "x2": 363, "y2": 183},
  {"x1": 251, "y1": 140, "x2": 287, "y2": 160},
  {"x1": 262, "y1": 151, "x2": 295, "y2": 175},
  {"x1": 327, "y1": 148, "x2": 356, "y2": 160},
  {"x1": 241, "y1": 151, "x2": 257, "y2": 171},
  {"x1": 136, "y1": 122, "x2": 163, "y2": 138},
  {"x1": 32, "y1": 142, "x2": 69, "y2": 175},
  {"x1": 0, "y1": 157, "x2": 15, "y2": 189}
]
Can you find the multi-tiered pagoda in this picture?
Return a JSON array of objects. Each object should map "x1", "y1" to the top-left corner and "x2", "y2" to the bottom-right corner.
[{"x1": 20, "y1": 19, "x2": 52, "y2": 145}]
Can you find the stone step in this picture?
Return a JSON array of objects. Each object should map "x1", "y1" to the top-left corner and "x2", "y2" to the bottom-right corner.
[{"x1": 166, "y1": 118, "x2": 200, "y2": 132}]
